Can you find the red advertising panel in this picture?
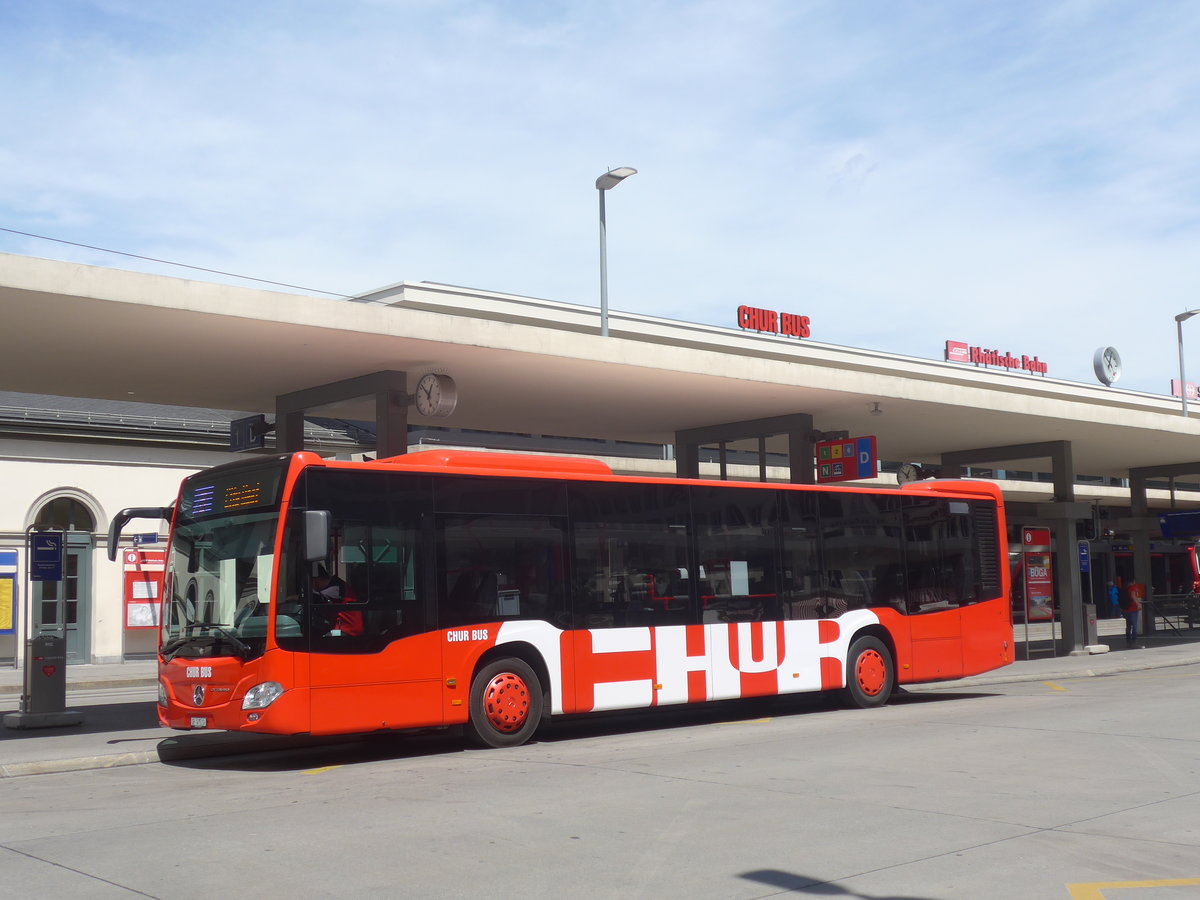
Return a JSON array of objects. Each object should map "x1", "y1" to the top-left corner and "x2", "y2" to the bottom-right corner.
[
  {"x1": 124, "y1": 549, "x2": 164, "y2": 629},
  {"x1": 1021, "y1": 527, "x2": 1053, "y2": 621}
]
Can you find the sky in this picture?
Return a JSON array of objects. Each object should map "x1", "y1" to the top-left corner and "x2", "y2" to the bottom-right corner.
[{"x1": 2, "y1": 0, "x2": 1200, "y2": 395}]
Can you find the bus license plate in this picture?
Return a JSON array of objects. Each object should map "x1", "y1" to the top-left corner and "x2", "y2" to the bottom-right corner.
[{"x1": 190, "y1": 717, "x2": 208, "y2": 729}]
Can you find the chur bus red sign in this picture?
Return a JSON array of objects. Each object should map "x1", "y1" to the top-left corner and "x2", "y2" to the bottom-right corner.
[
  {"x1": 737, "y1": 305, "x2": 810, "y2": 339},
  {"x1": 1021, "y1": 527, "x2": 1053, "y2": 621},
  {"x1": 945, "y1": 340, "x2": 1048, "y2": 376}
]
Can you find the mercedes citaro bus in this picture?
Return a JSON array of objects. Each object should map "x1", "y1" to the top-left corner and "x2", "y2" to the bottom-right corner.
[{"x1": 109, "y1": 450, "x2": 1013, "y2": 748}]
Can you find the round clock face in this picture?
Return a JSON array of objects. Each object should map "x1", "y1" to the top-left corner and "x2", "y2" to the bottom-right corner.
[
  {"x1": 1093, "y1": 347, "x2": 1121, "y2": 386},
  {"x1": 415, "y1": 373, "x2": 457, "y2": 417},
  {"x1": 896, "y1": 463, "x2": 920, "y2": 484}
]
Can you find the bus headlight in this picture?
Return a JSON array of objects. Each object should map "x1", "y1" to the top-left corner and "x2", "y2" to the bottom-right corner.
[
  {"x1": 242, "y1": 681, "x2": 285, "y2": 710},
  {"x1": 158, "y1": 681, "x2": 168, "y2": 708}
]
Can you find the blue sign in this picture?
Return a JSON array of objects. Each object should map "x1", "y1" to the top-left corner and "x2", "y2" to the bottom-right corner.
[
  {"x1": 1158, "y1": 510, "x2": 1200, "y2": 538},
  {"x1": 132, "y1": 533, "x2": 160, "y2": 546},
  {"x1": 855, "y1": 436, "x2": 877, "y2": 478},
  {"x1": 30, "y1": 532, "x2": 64, "y2": 582},
  {"x1": 1078, "y1": 541, "x2": 1090, "y2": 573}
]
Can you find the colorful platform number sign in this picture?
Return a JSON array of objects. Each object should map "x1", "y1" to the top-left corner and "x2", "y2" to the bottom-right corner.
[
  {"x1": 0, "y1": 549, "x2": 15, "y2": 635},
  {"x1": 815, "y1": 436, "x2": 878, "y2": 484},
  {"x1": 1022, "y1": 527, "x2": 1054, "y2": 622}
]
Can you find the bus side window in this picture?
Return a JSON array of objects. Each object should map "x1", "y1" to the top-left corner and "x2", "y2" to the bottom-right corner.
[
  {"x1": 692, "y1": 485, "x2": 781, "y2": 624},
  {"x1": 569, "y1": 481, "x2": 691, "y2": 629},
  {"x1": 902, "y1": 496, "x2": 981, "y2": 614},
  {"x1": 437, "y1": 513, "x2": 568, "y2": 628},
  {"x1": 819, "y1": 492, "x2": 903, "y2": 615},
  {"x1": 299, "y1": 469, "x2": 433, "y2": 652},
  {"x1": 780, "y1": 490, "x2": 822, "y2": 620}
]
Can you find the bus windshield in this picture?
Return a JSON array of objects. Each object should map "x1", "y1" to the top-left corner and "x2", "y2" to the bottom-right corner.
[
  {"x1": 162, "y1": 511, "x2": 278, "y2": 661},
  {"x1": 160, "y1": 459, "x2": 287, "y2": 662}
]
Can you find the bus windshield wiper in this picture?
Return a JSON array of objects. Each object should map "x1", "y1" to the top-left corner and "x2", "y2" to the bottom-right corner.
[{"x1": 161, "y1": 622, "x2": 251, "y2": 661}]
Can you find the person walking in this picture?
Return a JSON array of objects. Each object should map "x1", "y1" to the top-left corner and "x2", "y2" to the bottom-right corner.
[
  {"x1": 1106, "y1": 581, "x2": 1120, "y2": 618},
  {"x1": 1119, "y1": 583, "x2": 1142, "y2": 647}
]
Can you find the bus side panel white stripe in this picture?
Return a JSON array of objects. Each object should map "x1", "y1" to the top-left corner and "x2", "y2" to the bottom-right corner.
[
  {"x1": 593, "y1": 679, "x2": 654, "y2": 712},
  {"x1": 590, "y1": 627, "x2": 651, "y2": 653},
  {"x1": 495, "y1": 621, "x2": 565, "y2": 715}
]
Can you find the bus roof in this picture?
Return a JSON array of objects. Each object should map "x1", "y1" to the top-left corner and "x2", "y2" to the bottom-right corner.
[{"x1": 377, "y1": 449, "x2": 615, "y2": 477}]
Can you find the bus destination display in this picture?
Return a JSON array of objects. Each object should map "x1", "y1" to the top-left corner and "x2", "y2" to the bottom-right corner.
[{"x1": 181, "y1": 468, "x2": 283, "y2": 518}]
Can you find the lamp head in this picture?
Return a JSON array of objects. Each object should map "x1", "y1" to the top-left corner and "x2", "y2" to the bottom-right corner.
[
  {"x1": 1176, "y1": 309, "x2": 1200, "y2": 324},
  {"x1": 596, "y1": 167, "x2": 638, "y2": 190}
]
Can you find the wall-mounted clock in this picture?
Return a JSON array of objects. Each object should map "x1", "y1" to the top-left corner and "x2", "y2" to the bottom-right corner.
[
  {"x1": 414, "y1": 373, "x2": 457, "y2": 417},
  {"x1": 896, "y1": 463, "x2": 922, "y2": 484},
  {"x1": 1093, "y1": 347, "x2": 1122, "y2": 386}
]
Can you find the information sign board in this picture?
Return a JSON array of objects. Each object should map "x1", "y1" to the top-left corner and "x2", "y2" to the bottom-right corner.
[
  {"x1": 123, "y1": 550, "x2": 165, "y2": 629},
  {"x1": 0, "y1": 549, "x2": 15, "y2": 634},
  {"x1": 1022, "y1": 527, "x2": 1054, "y2": 621},
  {"x1": 30, "y1": 531, "x2": 64, "y2": 582}
]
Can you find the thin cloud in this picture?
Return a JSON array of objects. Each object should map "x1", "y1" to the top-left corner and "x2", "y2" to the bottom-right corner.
[{"x1": 1, "y1": 0, "x2": 1198, "y2": 392}]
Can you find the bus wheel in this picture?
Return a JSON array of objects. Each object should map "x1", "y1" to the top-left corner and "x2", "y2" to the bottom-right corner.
[
  {"x1": 466, "y1": 658, "x2": 544, "y2": 748},
  {"x1": 842, "y1": 636, "x2": 894, "y2": 709}
]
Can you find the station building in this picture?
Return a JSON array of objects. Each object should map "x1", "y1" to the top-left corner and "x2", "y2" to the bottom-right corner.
[{"x1": 1, "y1": 251, "x2": 1198, "y2": 666}]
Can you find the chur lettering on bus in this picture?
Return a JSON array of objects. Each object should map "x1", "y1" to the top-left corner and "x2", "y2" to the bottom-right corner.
[{"x1": 494, "y1": 613, "x2": 872, "y2": 715}]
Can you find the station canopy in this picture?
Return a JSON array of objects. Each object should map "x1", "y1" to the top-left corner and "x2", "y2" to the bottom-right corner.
[{"x1": 3, "y1": 252, "x2": 1200, "y2": 496}]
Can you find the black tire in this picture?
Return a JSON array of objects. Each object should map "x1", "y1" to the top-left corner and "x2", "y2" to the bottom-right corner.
[
  {"x1": 841, "y1": 635, "x2": 894, "y2": 709},
  {"x1": 465, "y1": 658, "x2": 544, "y2": 748}
]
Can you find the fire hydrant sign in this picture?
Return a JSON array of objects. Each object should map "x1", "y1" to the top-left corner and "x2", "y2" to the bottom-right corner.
[
  {"x1": 815, "y1": 436, "x2": 877, "y2": 483},
  {"x1": 1022, "y1": 527, "x2": 1054, "y2": 621}
]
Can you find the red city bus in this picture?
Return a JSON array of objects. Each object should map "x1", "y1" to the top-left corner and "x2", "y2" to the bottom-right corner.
[{"x1": 108, "y1": 450, "x2": 1013, "y2": 748}]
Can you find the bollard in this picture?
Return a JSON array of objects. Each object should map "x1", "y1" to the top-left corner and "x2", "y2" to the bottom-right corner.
[
  {"x1": 23, "y1": 633, "x2": 68, "y2": 713},
  {"x1": 1083, "y1": 603, "x2": 1098, "y2": 646},
  {"x1": 3, "y1": 632, "x2": 83, "y2": 729}
]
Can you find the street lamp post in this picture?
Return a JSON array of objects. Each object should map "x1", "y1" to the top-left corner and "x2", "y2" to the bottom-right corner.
[
  {"x1": 1176, "y1": 310, "x2": 1200, "y2": 416},
  {"x1": 595, "y1": 167, "x2": 637, "y2": 337}
]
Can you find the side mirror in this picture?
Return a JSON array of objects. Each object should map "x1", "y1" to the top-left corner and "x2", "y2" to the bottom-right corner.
[
  {"x1": 107, "y1": 506, "x2": 172, "y2": 561},
  {"x1": 304, "y1": 510, "x2": 331, "y2": 562}
]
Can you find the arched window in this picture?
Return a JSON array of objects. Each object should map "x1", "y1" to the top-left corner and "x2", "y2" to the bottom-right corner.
[{"x1": 34, "y1": 497, "x2": 96, "y2": 532}]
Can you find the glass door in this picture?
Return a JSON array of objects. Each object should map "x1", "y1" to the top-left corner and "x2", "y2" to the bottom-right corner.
[{"x1": 34, "y1": 534, "x2": 92, "y2": 663}]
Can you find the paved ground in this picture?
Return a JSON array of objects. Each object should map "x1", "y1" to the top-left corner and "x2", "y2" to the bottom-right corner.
[{"x1": 3, "y1": 620, "x2": 1199, "y2": 778}]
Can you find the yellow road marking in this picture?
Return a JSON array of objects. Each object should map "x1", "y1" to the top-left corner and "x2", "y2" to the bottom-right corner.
[
  {"x1": 304, "y1": 765, "x2": 342, "y2": 774},
  {"x1": 1043, "y1": 681, "x2": 1068, "y2": 691},
  {"x1": 1067, "y1": 877, "x2": 1200, "y2": 898},
  {"x1": 716, "y1": 718, "x2": 772, "y2": 725}
]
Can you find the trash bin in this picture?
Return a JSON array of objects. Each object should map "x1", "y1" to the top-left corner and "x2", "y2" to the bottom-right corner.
[
  {"x1": 1083, "y1": 603, "x2": 1098, "y2": 646},
  {"x1": 23, "y1": 633, "x2": 68, "y2": 714}
]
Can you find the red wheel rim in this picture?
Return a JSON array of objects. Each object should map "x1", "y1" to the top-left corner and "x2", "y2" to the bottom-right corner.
[
  {"x1": 855, "y1": 650, "x2": 887, "y2": 696},
  {"x1": 482, "y1": 672, "x2": 530, "y2": 733}
]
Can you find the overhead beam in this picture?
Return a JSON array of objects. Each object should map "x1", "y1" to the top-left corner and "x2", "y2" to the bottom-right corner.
[
  {"x1": 675, "y1": 414, "x2": 814, "y2": 483},
  {"x1": 276, "y1": 370, "x2": 409, "y2": 459},
  {"x1": 941, "y1": 440, "x2": 1075, "y2": 503}
]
